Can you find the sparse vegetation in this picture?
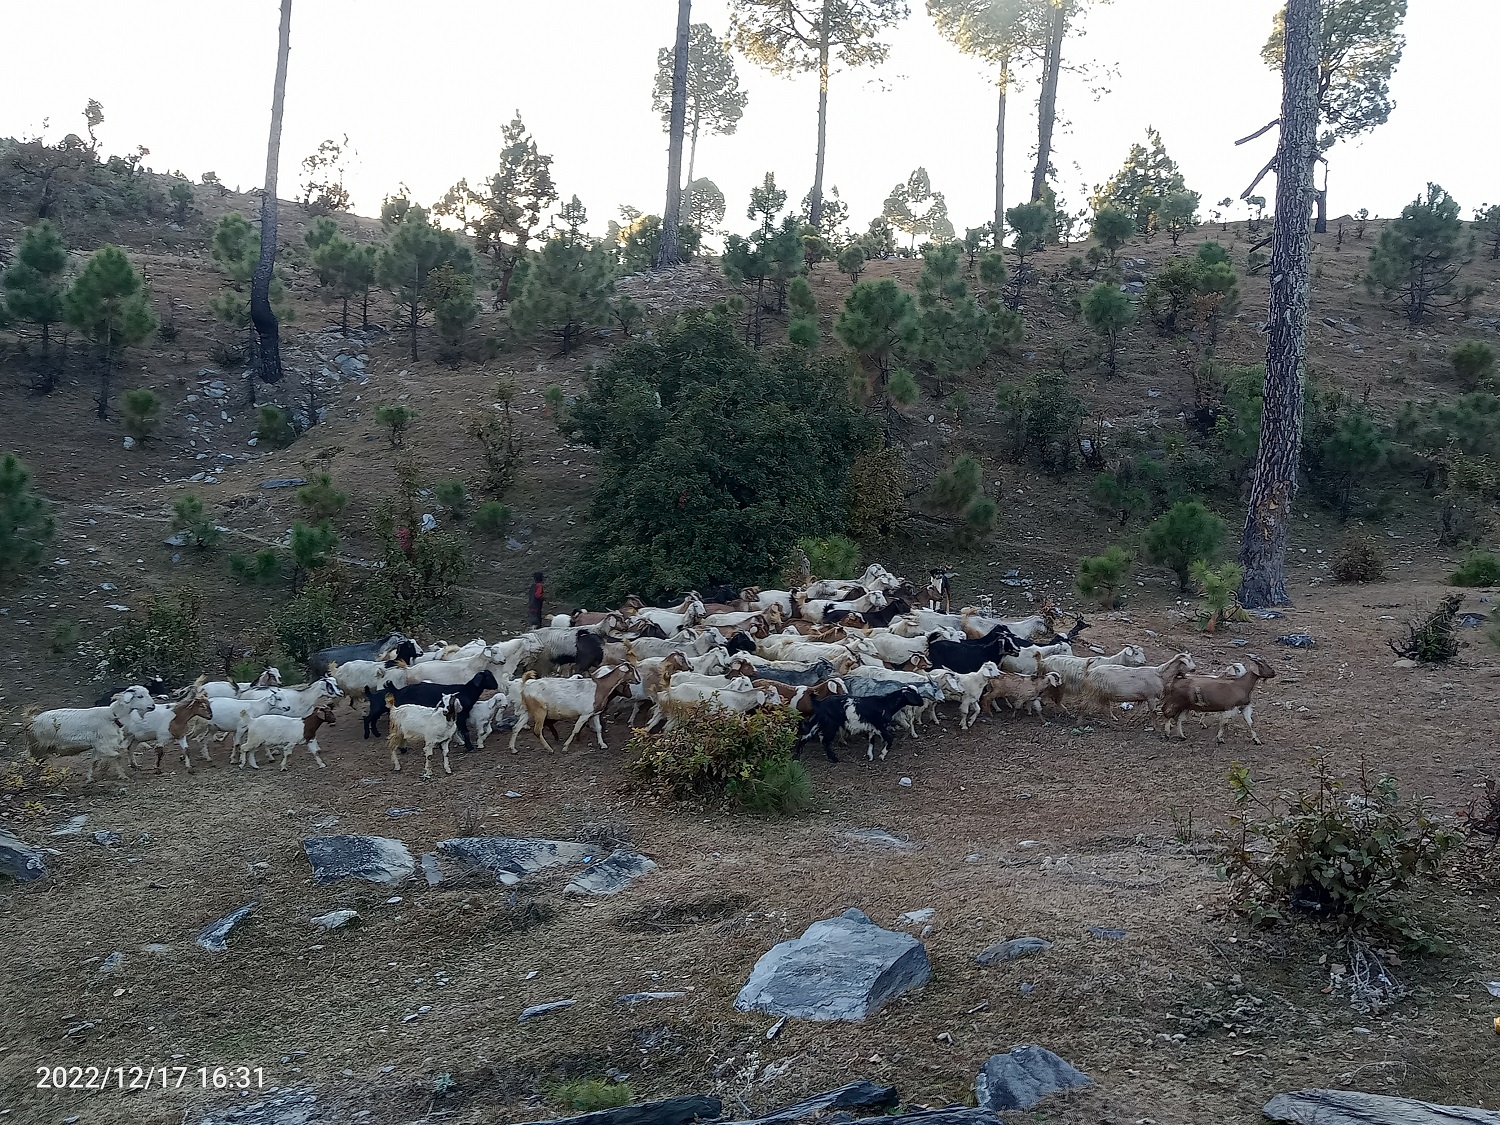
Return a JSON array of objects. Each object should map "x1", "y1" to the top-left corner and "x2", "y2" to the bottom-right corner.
[
  {"x1": 296, "y1": 474, "x2": 348, "y2": 520},
  {"x1": 1144, "y1": 501, "x2": 1225, "y2": 591},
  {"x1": 550, "y1": 1080, "x2": 635, "y2": 1113},
  {"x1": 171, "y1": 493, "x2": 221, "y2": 550},
  {"x1": 628, "y1": 707, "x2": 804, "y2": 808},
  {"x1": 257, "y1": 405, "x2": 296, "y2": 450},
  {"x1": 101, "y1": 584, "x2": 203, "y2": 685},
  {"x1": 0, "y1": 454, "x2": 55, "y2": 585},
  {"x1": 1330, "y1": 538, "x2": 1386, "y2": 583},
  {"x1": 1076, "y1": 545, "x2": 1133, "y2": 609},
  {"x1": 1389, "y1": 593, "x2": 1463, "y2": 664},
  {"x1": 473, "y1": 502, "x2": 512, "y2": 536},
  {"x1": 375, "y1": 403, "x2": 416, "y2": 447},
  {"x1": 121, "y1": 388, "x2": 161, "y2": 443},
  {"x1": 1450, "y1": 551, "x2": 1500, "y2": 587}
]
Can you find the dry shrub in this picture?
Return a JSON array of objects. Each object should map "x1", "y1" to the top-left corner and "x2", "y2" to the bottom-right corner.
[
  {"x1": 1330, "y1": 538, "x2": 1386, "y2": 583},
  {"x1": 627, "y1": 707, "x2": 804, "y2": 808}
]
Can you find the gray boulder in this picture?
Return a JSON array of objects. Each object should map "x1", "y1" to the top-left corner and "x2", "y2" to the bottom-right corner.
[
  {"x1": 738, "y1": 1081, "x2": 898, "y2": 1124},
  {"x1": 734, "y1": 908, "x2": 931, "y2": 1021},
  {"x1": 977, "y1": 937, "x2": 1052, "y2": 965},
  {"x1": 437, "y1": 836, "x2": 591, "y2": 885},
  {"x1": 196, "y1": 1087, "x2": 323, "y2": 1125},
  {"x1": 0, "y1": 830, "x2": 48, "y2": 882},
  {"x1": 1263, "y1": 1090, "x2": 1500, "y2": 1125},
  {"x1": 302, "y1": 835, "x2": 414, "y2": 885},
  {"x1": 975, "y1": 1045, "x2": 1091, "y2": 1110},
  {"x1": 566, "y1": 848, "x2": 657, "y2": 895},
  {"x1": 197, "y1": 902, "x2": 258, "y2": 953}
]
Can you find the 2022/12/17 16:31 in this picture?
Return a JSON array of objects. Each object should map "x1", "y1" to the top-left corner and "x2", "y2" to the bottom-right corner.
[{"x1": 35, "y1": 1065, "x2": 267, "y2": 1091}]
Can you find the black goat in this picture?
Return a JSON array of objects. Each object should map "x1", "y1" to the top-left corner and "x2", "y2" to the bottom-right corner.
[
  {"x1": 795, "y1": 688, "x2": 924, "y2": 763},
  {"x1": 93, "y1": 678, "x2": 169, "y2": 706},
  {"x1": 363, "y1": 670, "x2": 498, "y2": 752},
  {"x1": 551, "y1": 632, "x2": 605, "y2": 676},
  {"x1": 309, "y1": 632, "x2": 409, "y2": 681},
  {"x1": 726, "y1": 632, "x2": 757, "y2": 655},
  {"x1": 928, "y1": 627, "x2": 1021, "y2": 674}
]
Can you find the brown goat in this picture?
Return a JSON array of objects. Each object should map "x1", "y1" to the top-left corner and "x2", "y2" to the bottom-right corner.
[
  {"x1": 1159, "y1": 656, "x2": 1276, "y2": 744},
  {"x1": 980, "y1": 669, "x2": 1064, "y2": 718}
]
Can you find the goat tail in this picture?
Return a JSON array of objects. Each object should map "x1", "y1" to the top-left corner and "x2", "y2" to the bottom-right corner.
[
  {"x1": 21, "y1": 704, "x2": 43, "y2": 725},
  {"x1": 383, "y1": 691, "x2": 396, "y2": 708}
]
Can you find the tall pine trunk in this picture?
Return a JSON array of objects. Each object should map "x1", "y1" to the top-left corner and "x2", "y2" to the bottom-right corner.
[
  {"x1": 1031, "y1": 2, "x2": 1066, "y2": 202},
  {"x1": 1313, "y1": 160, "x2": 1329, "y2": 233},
  {"x1": 683, "y1": 109, "x2": 701, "y2": 230},
  {"x1": 808, "y1": 8, "x2": 830, "y2": 230},
  {"x1": 1238, "y1": 0, "x2": 1321, "y2": 608},
  {"x1": 251, "y1": 0, "x2": 292, "y2": 388},
  {"x1": 994, "y1": 58, "x2": 1009, "y2": 249},
  {"x1": 656, "y1": 0, "x2": 691, "y2": 268}
]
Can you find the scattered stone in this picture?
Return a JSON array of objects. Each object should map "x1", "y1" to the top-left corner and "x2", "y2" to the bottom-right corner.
[
  {"x1": 386, "y1": 807, "x2": 421, "y2": 818},
  {"x1": 259, "y1": 477, "x2": 307, "y2": 490},
  {"x1": 734, "y1": 907, "x2": 932, "y2": 1021},
  {"x1": 505, "y1": 537, "x2": 526, "y2": 551},
  {"x1": 519, "y1": 999, "x2": 576, "y2": 1023},
  {"x1": 302, "y1": 835, "x2": 415, "y2": 886},
  {"x1": 51, "y1": 815, "x2": 89, "y2": 837},
  {"x1": 1263, "y1": 1089, "x2": 1500, "y2": 1125},
  {"x1": 765, "y1": 1016, "x2": 786, "y2": 1040},
  {"x1": 898, "y1": 777, "x2": 913, "y2": 787},
  {"x1": 1392, "y1": 658, "x2": 1420, "y2": 669},
  {"x1": 1086, "y1": 925, "x2": 1127, "y2": 940},
  {"x1": 100, "y1": 951, "x2": 124, "y2": 973},
  {"x1": 93, "y1": 830, "x2": 122, "y2": 846},
  {"x1": 437, "y1": 836, "x2": 591, "y2": 885},
  {"x1": 508, "y1": 1095, "x2": 723, "y2": 1125},
  {"x1": 977, "y1": 937, "x2": 1052, "y2": 965},
  {"x1": 1250, "y1": 609, "x2": 1286, "y2": 619},
  {"x1": 617, "y1": 991, "x2": 686, "y2": 1006},
  {"x1": 420, "y1": 853, "x2": 450, "y2": 886},
  {"x1": 1121, "y1": 280, "x2": 1145, "y2": 296},
  {"x1": 122, "y1": 436, "x2": 136, "y2": 450},
  {"x1": 565, "y1": 848, "x2": 658, "y2": 896},
  {"x1": 1458, "y1": 613, "x2": 1487, "y2": 629},
  {"x1": 975, "y1": 1045, "x2": 1092, "y2": 1111},
  {"x1": 1276, "y1": 633, "x2": 1316, "y2": 648},
  {"x1": 1484, "y1": 981, "x2": 1500, "y2": 999},
  {"x1": 162, "y1": 531, "x2": 191, "y2": 547},
  {"x1": 842, "y1": 828, "x2": 918, "y2": 850},
  {"x1": 900, "y1": 908, "x2": 935, "y2": 924},
  {"x1": 197, "y1": 902, "x2": 258, "y2": 953},
  {"x1": 311, "y1": 908, "x2": 361, "y2": 931}
]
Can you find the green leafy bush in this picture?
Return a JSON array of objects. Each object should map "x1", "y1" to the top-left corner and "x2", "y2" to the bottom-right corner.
[
  {"x1": 543, "y1": 384, "x2": 566, "y2": 426},
  {"x1": 171, "y1": 493, "x2": 221, "y2": 550},
  {"x1": 434, "y1": 480, "x2": 471, "y2": 523},
  {"x1": 551, "y1": 1080, "x2": 634, "y2": 1113},
  {"x1": 289, "y1": 520, "x2": 338, "y2": 587},
  {"x1": 269, "y1": 583, "x2": 344, "y2": 667},
  {"x1": 739, "y1": 757, "x2": 814, "y2": 817},
  {"x1": 257, "y1": 404, "x2": 296, "y2": 450},
  {"x1": 797, "y1": 535, "x2": 861, "y2": 580},
  {"x1": 474, "y1": 501, "x2": 512, "y2": 536},
  {"x1": 50, "y1": 619, "x2": 80, "y2": 655},
  {"x1": 628, "y1": 707, "x2": 804, "y2": 807},
  {"x1": 1450, "y1": 340, "x2": 1496, "y2": 389},
  {"x1": 1090, "y1": 470, "x2": 1152, "y2": 526},
  {"x1": 1144, "y1": 501, "x2": 1225, "y2": 591},
  {"x1": 1191, "y1": 559, "x2": 1247, "y2": 633},
  {"x1": 101, "y1": 585, "x2": 203, "y2": 684},
  {"x1": 374, "y1": 403, "x2": 416, "y2": 447},
  {"x1": 296, "y1": 474, "x2": 347, "y2": 520},
  {"x1": 1224, "y1": 761, "x2": 1460, "y2": 949},
  {"x1": 122, "y1": 388, "x2": 161, "y2": 443},
  {"x1": 1076, "y1": 545, "x2": 1133, "y2": 609},
  {"x1": 1330, "y1": 539, "x2": 1386, "y2": 583},
  {"x1": 1450, "y1": 550, "x2": 1500, "y2": 587},
  {"x1": 997, "y1": 369, "x2": 1084, "y2": 474}
]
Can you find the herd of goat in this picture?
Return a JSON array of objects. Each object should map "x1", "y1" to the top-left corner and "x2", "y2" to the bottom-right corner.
[{"x1": 21, "y1": 564, "x2": 1279, "y2": 783}]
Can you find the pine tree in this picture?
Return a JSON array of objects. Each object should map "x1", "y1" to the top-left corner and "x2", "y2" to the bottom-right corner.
[
  {"x1": 835, "y1": 277, "x2": 920, "y2": 437},
  {"x1": 1475, "y1": 203, "x2": 1500, "y2": 261},
  {"x1": 0, "y1": 454, "x2": 55, "y2": 586},
  {"x1": 787, "y1": 275, "x2": 819, "y2": 348},
  {"x1": 305, "y1": 218, "x2": 375, "y2": 335},
  {"x1": 459, "y1": 114, "x2": 559, "y2": 304},
  {"x1": 1, "y1": 220, "x2": 69, "y2": 390},
  {"x1": 1081, "y1": 281, "x2": 1134, "y2": 376},
  {"x1": 1004, "y1": 200, "x2": 1049, "y2": 307},
  {"x1": 686, "y1": 178, "x2": 727, "y2": 233},
  {"x1": 657, "y1": 0, "x2": 692, "y2": 268},
  {"x1": 928, "y1": 0, "x2": 1049, "y2": 247},
  {"x1": 250, "y1": 0, "x2": 293, "y2": 388},
  {"x1": 63, "y1": 245, "x2": 158, "y2": 419},
  {"x1": 883, "y1": 167, "x2": 951, "y2": 249},
  {"x1": 652, "y1": 23, "x2": 748, "y2": 228},
  {"x1": 1366, "y1": 183, "x2": 1480, "y2": 324},
  {"x1": 914, "y1": 242, "x2": 989, "y2": 394},
  {"x1": 298, "y1": 135, "x2": 352, "y2": 214},
  {"x1": 1090, "y1": 204, "x2": 1135, "y2": 266},
  {"x1": 428, "y1": 264, "x2": 480, "y2": 354},
  {"x1": 1263, "y1": 0, "x2": 1407, "y2": 232},
  {"x1": 730, "y1": 0, "x2": 908, "y2": 230},
  {"x1": 1159, "y1": 190, "x2": 1201, "y2": 245},
  {"x1": 509, "y1": 216, "x2": 617, "y2": 355},
  {"x1": 211, "y1": 213, "x2": 293, "y2": 358},
  {"x1": 377, "y1": 205, "x2": 474, "y2": 359},
  {"x1": 1092, "y1": 127, "x2": 1188, "y2": 234}
]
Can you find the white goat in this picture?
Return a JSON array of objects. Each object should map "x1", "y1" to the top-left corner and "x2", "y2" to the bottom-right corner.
[
  {"x1": 509, "y1": 665, "x2": 641, "y2": 753},
  {"x1": 25, "y1": 694, "x2": 150, "y2": 782},
  {"x1": 235, "y1": 703, "x2": 340, "y2": 770},
  {"x1": 1077, "y1": 652, "x2": 1197, "y2": 718},
  {"x1": 119, "y1": 691, "x2": 215, "y2": 770},
  {"x1": 1001, "y1": 642, "x2": 1074, "y2": 675},
  {"x1": 387, "y1": 693, "x2": 462, "y2": 779}
]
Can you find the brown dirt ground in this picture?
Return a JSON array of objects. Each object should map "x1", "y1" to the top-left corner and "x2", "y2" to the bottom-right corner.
[{"x1": 2, "y1": 188, "x2": 1500, "y2": 1124}]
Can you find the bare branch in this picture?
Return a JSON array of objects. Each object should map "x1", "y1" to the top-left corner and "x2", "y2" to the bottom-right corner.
[
  {"x1": 1240, "y1": 156, "x2": 1278, "y2": 201},
  {"x1": 1235, "y1": 118, "x2": 1281, "y2": 146}
]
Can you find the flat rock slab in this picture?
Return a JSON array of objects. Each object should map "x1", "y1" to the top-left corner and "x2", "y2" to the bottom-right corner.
[
  {"x1": 566, "y1": 848, "x2": 657, "y2": 895},
  {"x1": 197, "y1": 902, "x2": 258, "y2": 953},
  {"x1": 302, "y1": 835, "x2": 414, "y2": 885},
  {"x1": 511, "y1": 1095, "x2": 722, "y2": 1125},
  {"x1": 437, "y1": 836, "x2": 592, "y2": 885},
  {"x1": 0, "y1": 829, "x2": 48, "y2": 882},
  {"x1": 1263, "y1": 1090, "x2": 1500, "y2": 1125},
  {"x1": 738, "y1": 1081, "x2": 899, "y2": 1125},
  {"x1": 519, "y1": 999, "x2": 576, "y2": 1022},
  {"x1": 197, "y1": 1087, "x2": 325, "y2": 1125},
  {"x1": 734, "y1": 907, "x2": 932, "y2": 1021},
  {"x1": 976, "y1": 1045, "x2": 1092, "y2": 1110},
  {"x1": 311, "y1": 908, "x2": 360, "y2": 931},
  {"x1": 618, "y1": 991, "x2": 686, "y2": 1006},
  {"x1": 978, "y1": 937, "x2": 1052, "y2": 965}
]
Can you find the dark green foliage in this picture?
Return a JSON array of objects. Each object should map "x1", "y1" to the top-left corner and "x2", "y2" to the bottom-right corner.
[
  {"x1": 914, "y1": 243, "x2": 988, "y2": 390},
  {"x1": 289, "y1": 520, "x2": 338, "y2": 587},
  {"x1": 1090, "y1": 471, "x2": 1151, "y2": 525},
  {"x1": 168, "y1": 179, "x2": 194, "y2": 223},
  {"x1": 1090, "y1": 204, "x2": 1135, "y2": 266},
  {"x1": 306, "y1": 218, "x2": 377, "y2": 334},
  {"x1": 1225, "y1": 760, "x2": 1459, "y2": 949},
  {"x1": 209, "y1": 213, "x2": 292, "y2": 332},
  {"x1": 63, "y1": 244, "x2": 157, "y2": 418},
  {"x1": 50, "y1": 619, "x2": 80, "y2": 656},
  {"x1": 1207, "y1": 364, "x2": 1266, "y2": 489},
  {"x1": 428, "y1": 263, "x2": 480, "y2": 352},
  {"x1": 565, "y1": 313, "x2": 869, "y2": 603},
  {"x1": 171, "y1": 493, "x2": 220, "y2": 550},
  {"x1": 1366, "y1": 183, "x2": 1481, "y2": 324},
  {"x1": 1331, "y1": 538, "x2": 1386, "y2": 583},
  {"x1": 1081, "y1": 282, "x2": 1134, "y2": 376},
  {"x1": 1391, "y1": 593, "x2": 1463, "y2": 664},
  {"x1": 0, "y1": 454, "x2": 54, "y2": 586},
  {"x1": 229, "y1": 549, "x2": 283, "y2": 586},
  {"x1": 613, "y1": 295, "x2": 643, "y2": 337},
  {"x1": 741, "y1": 757, "x2": 815, "y2": 817},
  {"x1": 835, "y1": 278, "x2": 921, "y2": 431},
  {"x1": 618, "y1": 214, "x2": 700, "y2": 273},
  {"x1": 1303, "y1": 395, "x2": 1388, "y2": 518},
  {"x1": 1450, "y1": 340, "x2": 1496, "y2": 389},
  {"x1": 787, "y1": 275, "x2": 818, "y2": 348},
  {"x1": 1093, "y1": 127, "x2": 1187, "y2": 234},
  {"x1": 1192, "y1": 559, "x2": 1247, "y2": 633},
  {"x1": 1450, "y1": 551, "x2": 1500, "y2": 587},
  {"x1": 1, "y1": 220, "x2": 69, "y2": 386},
  {"x1": 122, "y1": 388, "x2": 161, "y2": 443},
  {"x1": 628, "y1": 706, "x2": 805, "y2": 807},
  {"x1": 1144, "y1": 501, "x2": 1225, "y2": 590},
  {"x1": 997, "y1": 369, "x2": 1084, "y2": 474},
  {"x1": 510, "y1": 210, "x2": 616, "y2": 354},
  {"x1": 257, "y1": 404, "x2": 296, "y2": 450},
  {"x1": 1158, "y1": 190, "x2": 1200, "y2": 245},
  {"x1": 1076, "y1": 544, "x2": 1133, "y2": 608},
  {"x1": 474, "y1": 501, "x2": 512, "y2": 536},
  {"x1": 836, "y1": 241, "x2": 866, "y2": 283},
  {"x1": 298, "y1": 136, "x2": 353, "y2": 214},
  {"x1": 543, "y1": 384, "x2": 567, "y2": 428},
  {"x1": 844, "y1": 447, "x2": 908, "y2": 543},
  {"x1": 434, "y1": 480, "x2": 471, "y2": 522},
  {"x1": 378, "y1": 204, "x2": 475, "y2": 360},
  {"x1": 797, "y1": 534, "x2": 861, "y2": 580},
  {"x1": 374, "y1": 403, "x2": 416, "y2": 447},
  {"x1": 551, "y1": 1080, "x2": 635, "y2": 1113},
  {"x1": 687, "y1": 178, "x2": 728, "y2": 233},
  {"x1": 470, "y1": 381, "x2": 523, "y2": 498},
  {"x1": 270, "y1": 583, "x2": 344, "y2": 667},
  {"x1": 103, "y1": 584, "x2": 203, "y2": 685},
  {"x1": 1004, "y1": 200, "x2": 1048, "y2": 305},
  {"x1": 296, "y1": 474, "x2": 347, "y2": 520},
  {"x1": 929, "y1": 453, "x2": 996, "y2": 540}
]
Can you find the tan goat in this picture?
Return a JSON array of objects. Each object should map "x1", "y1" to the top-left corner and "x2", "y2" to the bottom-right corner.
[{"x1": 1159, "y1": 656, "x2": 1276, "y2": 744}]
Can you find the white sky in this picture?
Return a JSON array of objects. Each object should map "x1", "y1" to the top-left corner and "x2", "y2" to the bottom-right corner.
[{"x1": 6, "y1": 1, "x2": 1495, "y2": 237}]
